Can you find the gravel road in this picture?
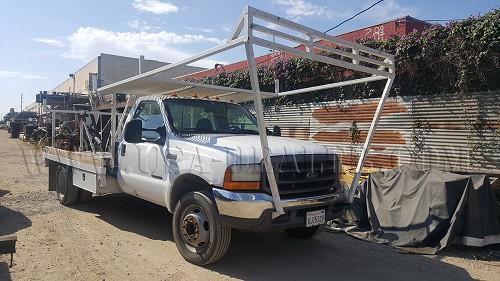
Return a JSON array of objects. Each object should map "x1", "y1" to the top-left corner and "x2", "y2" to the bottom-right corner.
[{"x1": 0, "y1": 130, "x2": 498, "y2": 280}]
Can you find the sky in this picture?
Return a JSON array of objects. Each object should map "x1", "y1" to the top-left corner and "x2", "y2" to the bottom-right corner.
[{"x1": 0, "y1": 0, "x2": 498, "y2": 117}]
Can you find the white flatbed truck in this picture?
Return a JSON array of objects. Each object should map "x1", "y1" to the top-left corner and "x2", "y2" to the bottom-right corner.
[{"x1": 43, "y1": 6, "x2": 395, "y2": 265}]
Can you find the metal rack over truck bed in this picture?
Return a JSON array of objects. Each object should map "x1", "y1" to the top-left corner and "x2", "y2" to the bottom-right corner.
[{"x1": 43, "y1": 6, "x2": 395, "y2": 216}]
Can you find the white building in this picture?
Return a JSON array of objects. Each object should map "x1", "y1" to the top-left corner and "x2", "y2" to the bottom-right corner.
[{"x1": 51, "y1": 53, "x2": 205, "y2": 95}]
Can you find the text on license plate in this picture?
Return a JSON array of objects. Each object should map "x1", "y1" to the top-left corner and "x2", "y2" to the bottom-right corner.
[{"x1": 306, "y1": 209, "x2": 325, "y2": 227}]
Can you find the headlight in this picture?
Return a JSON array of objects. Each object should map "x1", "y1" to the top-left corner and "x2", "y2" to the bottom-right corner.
[{"x1": 223, "y1": 164, "x2": 261, "y2": 191}]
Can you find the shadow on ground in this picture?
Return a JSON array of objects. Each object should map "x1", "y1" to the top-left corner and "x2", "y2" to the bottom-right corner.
[
  {"x1": 0, "y1": 189, "x2": 31, "y2": 280},
  {"x1": 72, "y1": 194, "x2": 173, "y2": 241},
  {"x1": 73, "y1": 193, "x2": 474, "y2": 281},
  {"x1": 0, "y1": 262, "x2": 11, "y2": 281},
  {"x1": 211, "y1": 231, "x2": 475, "y2": 281},
  {"x1": 0, "y1": 190, "x2": 32, "y2": 236}
]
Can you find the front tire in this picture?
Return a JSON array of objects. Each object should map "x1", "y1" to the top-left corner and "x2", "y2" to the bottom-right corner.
[
  {"x1": 285, "y1": 225, "x2": 324, "y2": 239},
  {"x1": 172, "y1": 192, "x2": 231, "y2": 265},
  {"x1": 55, "y1": 165, "x2": 79, "y2": 205}
]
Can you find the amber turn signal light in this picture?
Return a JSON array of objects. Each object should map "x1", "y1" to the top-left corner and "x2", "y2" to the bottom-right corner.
[{"x1": 223, "y1": 168, "x2": 261, "y2": 190}]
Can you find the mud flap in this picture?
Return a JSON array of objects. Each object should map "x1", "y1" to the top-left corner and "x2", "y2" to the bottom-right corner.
[{"x1": 48, "y1": 160, "x2": 58, "y2": 191}]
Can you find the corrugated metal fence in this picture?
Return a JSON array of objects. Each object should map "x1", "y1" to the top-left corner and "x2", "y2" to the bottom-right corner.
[{"x1": 259, "y1": 91, "x2": 500, "y2": 175}]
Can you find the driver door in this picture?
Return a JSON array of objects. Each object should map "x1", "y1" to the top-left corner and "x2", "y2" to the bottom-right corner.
[{"x1": 118, "y1": 100, "x2": 168, "y2": 206}]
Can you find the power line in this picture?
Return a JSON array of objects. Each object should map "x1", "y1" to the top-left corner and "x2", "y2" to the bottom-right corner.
[
  {"x1": 422, "y1": 19, "x2": 465, "y2": 22},
  {"x1": 324, "y1": 0, "x2": 385, "y2": 34}
]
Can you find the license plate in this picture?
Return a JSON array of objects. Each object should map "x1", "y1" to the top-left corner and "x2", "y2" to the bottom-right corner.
[{"x1": 306, "y1": 210, "x2": 325, "y2": 227}]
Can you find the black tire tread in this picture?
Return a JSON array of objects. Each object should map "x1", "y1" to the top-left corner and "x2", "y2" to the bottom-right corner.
[
  {"x1": 173, "y1": 191, "x2": 231, "y2": 265},
  {"x1": 56, "y1": 165, "x2": 79, "y2": 205},
  {"x1": 207, "y1": 218, "x2": 231, "y2": 264}
]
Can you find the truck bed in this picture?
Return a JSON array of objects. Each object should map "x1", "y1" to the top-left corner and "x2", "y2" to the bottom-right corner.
[
  {"x1": 43, "y1": 147, "x2": 112, "y2": 174},
  {"x1": 44, "y1": 147, "x2": 121, "y2": 195}
]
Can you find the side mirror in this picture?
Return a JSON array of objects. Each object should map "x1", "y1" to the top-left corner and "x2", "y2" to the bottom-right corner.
[
  {"x1": 272, "y1": 125, "x2": 281, "y2": 137},
  {"x1": 124, "y1": 119, "x2": 142, "y2": 143},
  {"x1": 156, "y1": 126, "x2": 166, "y2": 140},
  {"x1": 149, "y1": 126, "x2": 166, "y2": 145}
]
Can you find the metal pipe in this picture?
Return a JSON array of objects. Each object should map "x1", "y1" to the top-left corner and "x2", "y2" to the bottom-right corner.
[
  {"x1": 79, "y1": 118, "x2": 84, "y2": 151},
  {"x1": 51, "y1": 112, "x2": 55, "y2": 147},
  {"x1": 248, "y1": 6, "x2": 394, "y2": 60},
  {"x1": 251, "y1": 37, "x2": 391, "y2": 78},
  {"x1": 347, "y1": 77, "x2": 394, "y2": 203},
  {"x1": 139, "y1": 55, "x2": 144, "y2": 74},
  {"x1": 110, "y1": 93, "x2": 116, "y2": 168},
  {"x1": 116, "y1": 95, "x2": 132, "y2": 138},
  {"x1": 72, "y1": 75, "x2": 76, "y2": 96},
  {"x1": 245, "y1": 40, "x2": 285, "y2": 217},
  {"x1": 43, "y1": 108, "x2": 119, "y2": 116},
  {"x1": 82, "y1": 122, "x2": 95, "y2": 153},
  {"x1": 97, "y1": 36, "x2": 247, "y2": 94},
  {"x1": 228, "y1": 7, "x2": 247, "y2": 40},
  {"x1": 277, "y1": 76, "x2": 388, "y2": 97}
]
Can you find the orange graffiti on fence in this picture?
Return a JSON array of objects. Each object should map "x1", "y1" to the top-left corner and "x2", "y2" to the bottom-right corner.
[
  {"x1": 340, "y1": 153, "x2": 399, "y2": 169},
  {"x1": 280, "y1": 127, "x2": 310, "y2": 141},
  {"x1": 312, "y1": 101, "x2": 407, "y2": 125},
  {"x1": 313, "y1": 130, "x2": 406, "y2": 145}
]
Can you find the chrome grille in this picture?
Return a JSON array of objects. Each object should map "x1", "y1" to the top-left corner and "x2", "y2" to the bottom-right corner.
[{"x1": 262, "y1": 154, "x2": 340, "y2": 198}]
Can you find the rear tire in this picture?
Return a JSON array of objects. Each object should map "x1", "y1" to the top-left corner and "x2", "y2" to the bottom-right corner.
[
  {"x1": 285, "y1": 225, "x2": 323, "y2": 239},
  {"x1": 172, "y1": 192, "x2": 231, "y2": 265},
  {"x1": 55, "y1": 165, "x2": 79, "y2": 205}
]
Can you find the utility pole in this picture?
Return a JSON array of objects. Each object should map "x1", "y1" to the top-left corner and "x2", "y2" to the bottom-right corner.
[
  {"x1": 20, "y1": 94, "x2": 23, "y2": 111},
  {"x1": 69, "y1": 73, "x2": 75, "y2": 98}
]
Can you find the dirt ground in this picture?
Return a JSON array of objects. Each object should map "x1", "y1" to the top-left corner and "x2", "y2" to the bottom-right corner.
[{"x1": 0, "y1": 130, "x2": 499, "y2": 281}]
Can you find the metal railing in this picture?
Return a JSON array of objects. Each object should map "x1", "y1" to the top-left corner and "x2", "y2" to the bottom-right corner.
[{"x1": 95, "y1": 6, "x2": 395, "y2": 216}]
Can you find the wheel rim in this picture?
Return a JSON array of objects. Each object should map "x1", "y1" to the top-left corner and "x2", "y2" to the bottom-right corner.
[
  {"x1": 179, "y1": 205, "x2": 210, "y2": 253},
  {"x1": 56, "y1": 169, "x2": 67, "y2": 201}
]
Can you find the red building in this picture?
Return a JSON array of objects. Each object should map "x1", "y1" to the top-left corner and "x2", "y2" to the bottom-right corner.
[
  {"x1": 186, "y1": 16, "x2": 431, "y2": 80},
  {"x1": 336, "y1": 15, "x2": 431, "y2": 42}
]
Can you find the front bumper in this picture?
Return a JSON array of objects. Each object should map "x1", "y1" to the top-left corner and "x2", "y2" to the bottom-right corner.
[{"x1": 213, "y1": 188, "x2": 348, "y2": 231}]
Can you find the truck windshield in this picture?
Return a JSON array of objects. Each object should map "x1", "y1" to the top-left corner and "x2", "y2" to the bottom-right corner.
[{"x1": 164, "y1": 99, "x2": 259, "y2": 135}]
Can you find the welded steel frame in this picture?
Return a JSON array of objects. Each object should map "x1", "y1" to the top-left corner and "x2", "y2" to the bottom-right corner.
[
  {"x1": 98, "y1": 6, "x2": 395, "y2": 215},
  {"x1": 42, "y1": 98, "x2": 121, "y2": 155}
]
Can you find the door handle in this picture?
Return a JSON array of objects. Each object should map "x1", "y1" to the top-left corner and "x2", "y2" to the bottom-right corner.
[
  {"x1": 152, "y1": 174, "x2": 162, "y2": 180},
  {"x1": 121, "y1": 144, "x2": 126, "y2": 156}
]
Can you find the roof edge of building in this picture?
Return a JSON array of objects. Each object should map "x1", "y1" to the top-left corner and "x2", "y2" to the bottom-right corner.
[{"x1": 334, "y1": 15, "x2": 430, "y2": 38}]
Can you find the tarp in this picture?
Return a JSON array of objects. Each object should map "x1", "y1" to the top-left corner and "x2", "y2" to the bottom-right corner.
[{"x1": 330, "y1": 165, "x2": 500, "y2": 254}]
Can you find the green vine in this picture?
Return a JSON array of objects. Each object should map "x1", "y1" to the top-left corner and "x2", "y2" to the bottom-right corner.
[
  {"x1": 409, "y1": 98, "x2": 432, "y2": 161},
  {"x1": 348, "y1": 121, "x2": 361, "y2": 145},
  {"x1": 410, "y1": 117, "x2": 431, "y2": 161},
  {"x1": 465, "y1": 103, "x2": 500, "y2": 168},
  {"x1": 348, "y1": 121, "x2": 361, "y2": 164},
  {"x1": 196, "y1": 9, "x2": 499, "y2": 106}
]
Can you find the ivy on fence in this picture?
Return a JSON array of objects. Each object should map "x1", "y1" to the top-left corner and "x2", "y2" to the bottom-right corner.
[{"x1": 199, "y1": 9, "x2": 499, "y2": 106}]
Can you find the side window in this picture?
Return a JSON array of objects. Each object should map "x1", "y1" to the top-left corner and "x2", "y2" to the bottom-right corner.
[
  {"x1": 133, "y1": 101, "x2": 165, "y2": 142},
  {"x1": 227, "y1": 107, "x2": 258, "y2": 131},
  {"x1": 167, "y1": 103, "x2": 216, "y2": 131}
]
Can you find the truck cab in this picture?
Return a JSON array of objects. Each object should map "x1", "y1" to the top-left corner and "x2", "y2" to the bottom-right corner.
[{"x1": 118, "y1": 95, "x2": 346, "y2": 264}]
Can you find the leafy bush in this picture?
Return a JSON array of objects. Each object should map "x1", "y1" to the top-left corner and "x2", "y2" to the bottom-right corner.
[{"x1": 199, "y1": 9, "x2": 499, "y2": 105}]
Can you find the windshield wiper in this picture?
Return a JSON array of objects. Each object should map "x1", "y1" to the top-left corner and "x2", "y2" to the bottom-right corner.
[
  {"x1": 177, "y1": 128, "x2": 259, "y2": 135},
  {"x1": 229, "y1": 129, "x2": 259, "y2": 135},
  {"x1": 177, "y1": 128, "x2": 212, "y2": 134},
  {"x1": 177, "y1": 128, "x2": 231, "y2": 135}
]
